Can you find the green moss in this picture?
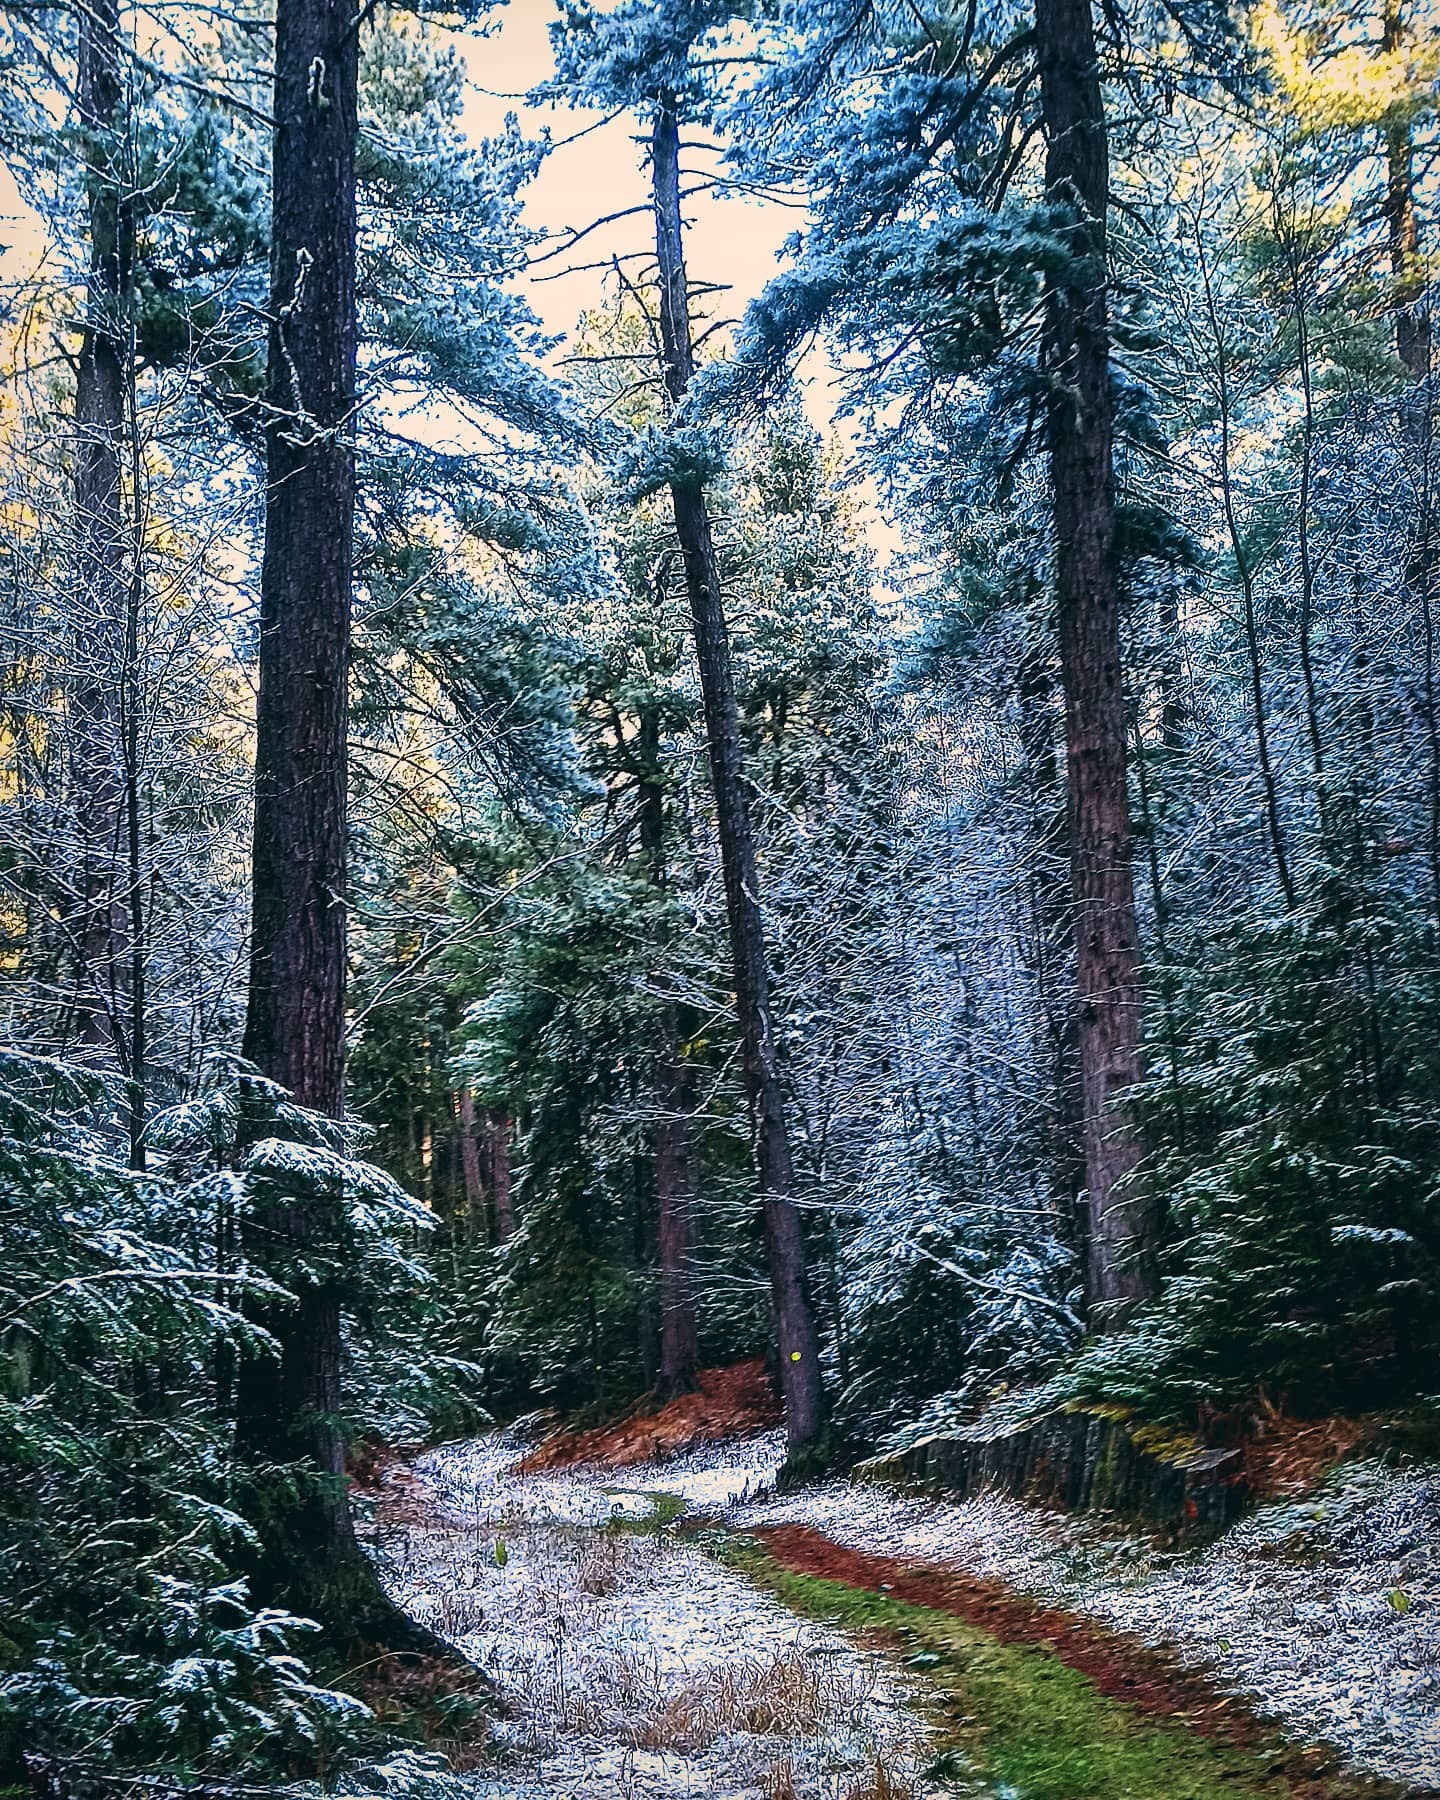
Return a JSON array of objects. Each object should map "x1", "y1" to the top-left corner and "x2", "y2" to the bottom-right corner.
[
  {"x1": 643, "y1": 1489, "x2": 687, "y2": 1527},
  {"x1": 1129, "y1": 1421, "x2": 1204, "y2": 1464},
  {"x1": 1064, "y1": 1398, "x2": 1134, "y2": 1423},
  {"x1": 709, "y1": 1537, "x2": 1333, "y2": 1800},
  {"x1": 598, "y1": 1488, "x2": 687, "y2": 1531}
]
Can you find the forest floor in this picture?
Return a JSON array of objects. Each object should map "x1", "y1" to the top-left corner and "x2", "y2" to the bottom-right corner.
[
  {"x1": 364, "y1": 1410, "x2": 1440, "y2": 1799},
  {"x1": 511, "y1": 1357, "x2": 781, "y2": 1472}
]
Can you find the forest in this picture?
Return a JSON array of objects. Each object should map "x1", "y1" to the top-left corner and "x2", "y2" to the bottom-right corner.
[{"x1": 1, "y1": 0, "x2": 1438, "y2": 1795}]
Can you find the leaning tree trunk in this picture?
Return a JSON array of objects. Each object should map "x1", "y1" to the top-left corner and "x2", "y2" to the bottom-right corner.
[
  {"x1": 650, "y1": 93, "x2": 825, "y2": 1450},
  {"x1": 236, "y1": 0, "x2": 428, "y2": 1649},
  {"x1": 69, "y1": 0, "x2": 127, "y2": 1061},
  {"x1": 1034, "y1": 0, "x2": 1157, "y2": 1310}
]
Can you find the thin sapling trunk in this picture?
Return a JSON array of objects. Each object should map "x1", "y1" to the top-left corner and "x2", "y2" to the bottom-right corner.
[{"x1": 649, "y1": 92, "x2": 826, "y2": 1450}]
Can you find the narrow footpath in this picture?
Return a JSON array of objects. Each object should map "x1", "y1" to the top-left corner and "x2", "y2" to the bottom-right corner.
[{"x1": 365, "y1": 1421, "x2": 1440, "y2": 1800}]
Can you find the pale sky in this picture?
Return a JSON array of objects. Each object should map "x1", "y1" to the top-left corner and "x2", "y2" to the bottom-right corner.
[
  {"x1": 0, "y1": 0, "x2": 800, "y2": 344},
  {"x1": 0, "y1": 0, "x2": 869, "y2": 518},
  {"x1": 454, "y1": 1, "x2": 884, "y2": 544},
  {"x1": 456, "y1": 0, "x2": 803, "y2": 354}
]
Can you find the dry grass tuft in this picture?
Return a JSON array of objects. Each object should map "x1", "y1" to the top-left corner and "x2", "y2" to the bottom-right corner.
[
  {"x1": 759, "y1": 1756, "x2": 799, "y2": 1800},
  {"x1": 507, "y1": 1635, "x2": 882, "y2": 1756},
  {"x1": 626, "y1": 1644, "x2": 879, "y2": 1752},
  {"x1": 844, "y1": 1754, "x2": 917, "y2": 1800},
  {"x1": 577, "y1": 1534, "x2": 627, "y2": 1596}
]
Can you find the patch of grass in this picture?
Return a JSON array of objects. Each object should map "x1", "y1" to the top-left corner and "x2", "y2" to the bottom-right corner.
[
  {"x1": 710, "y1": 1536, "x2": 1345, "y2": 1800},
  {"x1": 566, "y1": 1487, "x2": 690, "y2": 1538},
  {"x1": 597, "y1": 1487, "x2": 687, "y2": 1531}
]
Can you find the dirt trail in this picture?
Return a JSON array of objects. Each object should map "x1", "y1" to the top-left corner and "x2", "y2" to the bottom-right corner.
[
  {"x1": 749, "y1": 1523, "x2": 1425, "y2": 1800},
  {"x1": 375, "y1": 1430, "x2": 944, "y2": 1798},
  {"x1": 372, "y1": 1426, "x2": 1440, "y2": 1800},
  {"x1": 755, "y1": 1522, "x2": 1255, "y2": 1722}
]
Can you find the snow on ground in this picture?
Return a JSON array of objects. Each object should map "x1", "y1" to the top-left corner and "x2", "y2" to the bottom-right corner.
[
  {"x1": 382, "y1": 1428, "x2": 1440, "y2": 1789},
  {"x1": 413, "y1": 1427, "x2": 786, "y2": 1532},
  {"x1": 377, "y1": 1433, "x2": 969, "y2": 1800},
  {"x1": 734, "y1": 1457, "x2": 1440, "y2": 1790}
]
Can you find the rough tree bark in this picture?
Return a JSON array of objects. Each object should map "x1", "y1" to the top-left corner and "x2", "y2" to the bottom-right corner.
[
  {"x1": 1034, "y1": 0, "x2": 1157, "y2": 1309},
  {"x1": 242, "y1": 0, "x2": 356, "y2": 1123},
  {"x1": 457, "y1": 1086, "x2": 486, "y2": 1238},
  {"x1": 650, "y1": 93, "x2": 825, "y2": 1449},
  {"x1": 487, "y1": 1109, "x2": 514, "y2": 1242},
  {"x1": 458, "y1": 1090, "x2": 515, "y2": 1245},
  {"x1": 1014, "y1": 628, "x2": 1087, "y2": 1260},
  {"x1": 651, "y1": 1056, "x2": 701, "y2": 1398},
  {"x1": 236, "y1": 0, "x2": 429, "y2": 1649}
]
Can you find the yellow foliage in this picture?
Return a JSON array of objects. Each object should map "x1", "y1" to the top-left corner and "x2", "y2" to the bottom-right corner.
[{"x1": 1255, "y1": 0, "x2": 1439, "y2": 135}]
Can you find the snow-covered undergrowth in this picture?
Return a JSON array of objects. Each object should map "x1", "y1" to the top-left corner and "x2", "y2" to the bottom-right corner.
[
  {"x1": 415, "y1": 1427, "x2": 786, "y2": 1531},
  {"x1": 377, "y1": 1433, "x2": 960, "y2": 1799},
  {"x1": 735, "y1": 1458, "x2": 1440, "y2": 1789},
  {"x1": 379, "y1": 1430, "x2": 1440, "y2": 1791}
]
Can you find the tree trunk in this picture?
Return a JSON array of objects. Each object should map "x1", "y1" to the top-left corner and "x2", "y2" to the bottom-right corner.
[
  {"x1": 242, "y1": 0, "x2": 356, "y2": 1122},
  {"x1": 651, "y1": 93, "x2": 825, "y2": 1450},
  {"x1": 1380, "y1": 3, "x2": 1439, "y2": 919},
  {"x1": 457, "y1": 1085, "x2": 486, "y2": 1237},
  {"x1": 1034, "y1": 0, "x2": 1157, "y2": 1310},
  {"x1": 1383, "y1": 3, "x2": 1432, "y2": 388},
  {"x1": 638, "y1": 727, "x2": 701, "y2": 1400},
  {"x1": 1197, "y1": 231, "x2": 1295, "y2": 908},
  {"x1": 487, "y1": 1108, "x2": 515, "y2": 1242},
  {"x1": 235, "y1": 0, "x2": 423, "y2": 1648},
  {"x1": 69, "y1": 0, "x2": 127, "y2": 1060},
  {"x1": 653, "y1": 1042, "x2": 701, "y2": 1398}
]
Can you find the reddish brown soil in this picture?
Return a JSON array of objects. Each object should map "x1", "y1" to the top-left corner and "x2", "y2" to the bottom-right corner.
[
  {"x1": 516, "y1": 1358, "x2": 781, "y2": 1472},
  {"x1": 1224, "y1": 1410, "x2": 1370, "y2": 1501},
  {"x1": 756, "y1": 1524, "x2": 1246, "y2": 1723},
  {"x1": 752, "y1": 1525, "x2": 1421, "y2": 1800}
]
